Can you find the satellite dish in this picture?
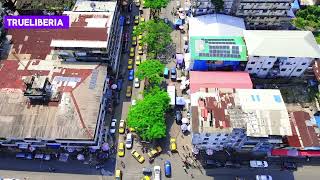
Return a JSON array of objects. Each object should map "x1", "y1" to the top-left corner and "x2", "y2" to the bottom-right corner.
[{"x1": 90, "y1": 2, "x2": 96, "y2": 8}]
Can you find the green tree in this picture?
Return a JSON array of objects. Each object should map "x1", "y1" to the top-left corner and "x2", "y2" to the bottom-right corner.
[
  {"x1": 144, "y1": 0, "x2": 169, "y2": 18},
  {"x1": 134, "y1": 20, "x2": 172, "y2": 58},
  {"x1": 127, "y1": 87, "x2": 170, "y2": 141},
  {"x1": 291, "y1": 6, "x2": 320, "y2": 32},
  {"x1": 211, "y1": 0, "x2": 224, "y2": 12},
  {"x1": 136, "y1": 59, "x2": 165, "y2": 85}
]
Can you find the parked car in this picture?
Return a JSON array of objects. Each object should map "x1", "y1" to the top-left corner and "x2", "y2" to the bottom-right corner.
[
  {"x1": 281, "y1": 162, "x2": 297, "y2": 171},
  {"x1": 132, "y1": 36, "x2": 137, "y2": 46},
  {"x1": 131, "y1": 149, "x2": 145, "y2": 163},
  {"x1": 126, "y1": 133, "x2": 133, "y2": 149},
  {"x1": 129, "y1": 47, "x2": 135, "y2": 58},
  {"x1": 135, "y1": 55, "x2": 141, "y2": 66},
  {"x1": 138, "y1": 46, "x2": 143, "y2": 55},
  {"x1": 134, "y1": 78, "x2": 140, "y2": 88},
  {"x1": 250, "y1": 160, "x2": 268, "y2": 168},
  {"x1": 147, "y1": 146, "x2": 162, "y2": 159},
  {"x1": 163, "y1": 67, "x2": 169, "y2": 78},
  {"x1": 170, "y1": 138, "x2": 177, "y2": 152},
  {"x1": 118, "y1": 142, "x2": 125, "y2": 157},
  {"x1": 117, "y1": 79, "x2": 123, "y2": 91},
  {"x1": 154, "y1": 166, "x2": 161, "y2": 180},
  {"x1": 142, "y1": 167, "x2": 152, "y2": 174},
  {"x1": 115, "y1": 169, "x2": 122, "y2": 180},
  {"x1": 134, "y1": 16, "x2": 139, "y2": 25},
  {"x1": 170, "y1": 68, "x2": 176, "y2": 80},
  {"x1": 128, "y1": 59, "x2": 133, "y2": 70},
  {"x1": 109, "y1": 119, "x2": 117, "y2": 134},
  {"x1": 126, "y1": 86, "x2": 132, "y2": 98},
  {"x1": 126, "y1": 15, "x2": 131, "y2": 25},
  {"x1": 140, "y1": 17, "x2": 145, "y2": 23},
  {"x1": 175, "y1": 110, "x2": 182, "y2": 124},
  {"x1": 119, "y1": 119, "x2": 126, "y2": 134},
  {"x1": 164, "y1": 160, "x2": 172, "y2": 177},
  {"x1": 142, "y1": 176, "x2": 151, "y2": 180},
  {"x1": 256, "y1": 175, "x2": 272, "y2": 180},
  {"x1": 123, "y1": 33, "x2": 129, "y2": 42},
  {"x1": 128, "y1": 70, "x2": 134, "y2": 81}
]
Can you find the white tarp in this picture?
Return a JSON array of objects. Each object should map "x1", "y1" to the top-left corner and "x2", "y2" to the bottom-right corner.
[
  {"x1": 167, "y1": 86, "x2": 176, "y2": 105},
  {"x1": 176, "y1": 97, "x2": 186, "y2": 106},
  {"x1": 182, "y1": 118, "x2": 189, "y2": 124}
]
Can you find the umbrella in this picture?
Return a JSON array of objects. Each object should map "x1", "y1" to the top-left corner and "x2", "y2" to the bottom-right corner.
[
  {"x1": 29, "y1": 146, "x2": 36, "y2": 152},
  {"x1": 77, "y1": 154, "x2": 85, "y2": 161},
  {"x1": 179, "y1": 25, "x2": 184, "y2": 30},
  {"x1": 182, "y1": 118, "x2": 189, "y2": 124},
  {"x1": 102, "y1": 143, "x2": 110, "y2": 151},
  {"x1": 176, "y1": 54, "x2": 184, "y2": 64},
  {"x1": 187, "y1": 124, "x2": 192, "y2": 131},
  {"x1": 180, "y1": 84, "x2": 186, "y2": 90},
  {"x1": 192, "y1": 147, "x2": 199, "y2": 154},
  {"x1": 179, "y1": 8, "x2": 184, "y2": 12},
  {"x1": 206, "y1": 149, "x2": 213, "y2": 156},
  {"x1": 179, "y1": 14, "x2": 186, "y2": 19},
  {"x1": 111, "y1": 84, "x2": 117, "y2": 90},
  {"x1": 67, "y1": 147, "x2": 75, "y2": 153},
  {"x1": 181, "y1": 124, "x2": 188, "y2": 131},
  {"x1": 175, "y1": 19, "x2": 183, "y2": 26}
]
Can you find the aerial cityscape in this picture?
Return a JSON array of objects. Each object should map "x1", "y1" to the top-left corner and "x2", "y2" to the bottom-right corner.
[{"x1": 0, "y1": 0, "x2": 320, "y2": 179}]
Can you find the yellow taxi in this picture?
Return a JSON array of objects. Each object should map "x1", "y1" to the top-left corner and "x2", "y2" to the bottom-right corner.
[
  {"x1": 118, "y1": 142, "x2": 125, "y2": 157},
  {"x1": 141, "y1": 176, "x2": 150, "y2": 180},
  {"x1": 129, "y1": 47, "x2": 135, "y2": 58},
  {"x1": 126, "y1": 86, "x2": 132, "y2": 98},
  {"x1": 135, "y1": 56, "x2": 141, "y2": 66},
  {"x1": 170, "y1": 138, "x2": 177, "y2": 152},
  {"x1": 115, "y1": 169, "x2": 122, "y2": 180},
  {"x1": 131, "y1": 149, "x2": 145, "y2": 163},
  {"x1": 138, "y1": 34, "x2": 143, "y2": 40},
  {"x1": 138, "y1": 46, "x2": 143, "y2": 55},
  {"x1": 134, "y1": 16, "x2": 139, "y2": 25},
  {"x1": 128, "y1": 59, "x2": 133, "y2": 70},
  {"x1": 147, "y1": 146, "x2": 162, "y2": 158},
  {"x1": 119, "y1": 119, "x2": 126, "y2": 134},
  {"x1": 129, "y1": 127, "x2": 136, "y2": 132},
  {"x1": 140, "y1": 17, "x2": 145, "y2": 23},
  {"x1": 132, "y1": 36, "x2": 137, "y2": 46}
]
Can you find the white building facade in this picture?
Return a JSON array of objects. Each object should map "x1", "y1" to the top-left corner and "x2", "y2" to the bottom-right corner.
[{"x1": 244, "y1": 30, "x2": 320, "y2": 78}]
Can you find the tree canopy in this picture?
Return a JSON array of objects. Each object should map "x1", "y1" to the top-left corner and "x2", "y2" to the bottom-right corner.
[
  {"x1": 144, "y1": 0, "x2": 169, "y2": 10},
  {"x1": 144, "y1": 0, "x2": 169, "y2": 18},
  {"x1": 133, "y1": 20, "x2": 172, "y2": 57},
  {"x1": 136, "y1": 59, "x2": 165, "y2": 85},
  {"x1": 291, "y1": 5, "x2": 320, "y2": 32},
  {"x1": 127, "y1": 87, "x2": 170, "y2": 141},
  {"x1": 211, "y1": 0, "x2": 224, "y2": 12}
]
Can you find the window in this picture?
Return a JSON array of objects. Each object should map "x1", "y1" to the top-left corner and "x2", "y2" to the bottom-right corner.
[
  {"x1": 204, "y1": 137, "x2": 209, "y2": 141},
  {"x1": 302, "y1": 63, "x2": 307, "y2": 65},
  {"x1": 250, "y1": 62, "x2": 255, "y2": 64},
  {"x1": 267, "y1": 62, "x2": 271, "y2": 65},
  {"x1": 286, "y1": 62, "x2": 290, "y2": 65},
  {"x1": 269, "y1": 56, "x2": 275, "y2": 58},
  {"x1": 263, "y1": 68, "x2": 267, "y2": 71},
  {"x1": 202, "y1": 142, "x2": 208, "y2": 145},
  {"x1": 215, "y1": 138, "x2": 219, "y2": 141},
  {"x1": 281, "y1": 68, "x2": 286, "y2": 71},
  {"x1": 262, "y1": 9, "x2": 267, "y2": 13},
  {"x1": 296, "y1": 69, "x2": 302, "y2": 72},
  {"x1": 253, "y1": 56, "x2": 259, "y2": 58}
]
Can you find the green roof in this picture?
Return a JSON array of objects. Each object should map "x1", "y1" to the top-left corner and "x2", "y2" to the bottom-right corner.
[{"x1": 190, "y1": 36, "x2": 247, "y2": 61}]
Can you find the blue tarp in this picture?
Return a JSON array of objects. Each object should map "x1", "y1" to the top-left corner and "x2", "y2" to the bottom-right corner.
[
  {"x1": 175, "y1": 19, "x2": 183, "y2": 25},
  {"x1": 119, "y1": 16, "x2": 125, "y2": 26},
  {"x1": 192, "y1": 60, "x2": 207, "y2": 71},
  {"x1": 315, "y1": 116, "x2": 320, "y2": 128}
]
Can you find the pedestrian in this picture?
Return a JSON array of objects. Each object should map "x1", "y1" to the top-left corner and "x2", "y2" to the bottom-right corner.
[
  {"x1": 190, "y1": 173, "x2": 194, "y2": 178},
  {"x1": 182, "y1": 145, "x2": 185, "y2": 150},
  {"x1": 183, "y1": 166, "x2": 188, "y2": 174}
]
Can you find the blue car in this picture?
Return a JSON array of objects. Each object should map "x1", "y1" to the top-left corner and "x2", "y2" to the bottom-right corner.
[
  {"x1": 128, "y1": 70, "x2": 134, "y2": 81},
  {"x1": 164, "y1": 160, "x2": 172, "y2": 177}
]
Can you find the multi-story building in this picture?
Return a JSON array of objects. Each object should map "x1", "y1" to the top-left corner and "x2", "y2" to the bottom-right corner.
[
  {"x1": 191, "y1": 87, "x2": 293, "y2": 154},
  {"x1": 190, "y1": 0, "x2": 214, "y2": 16},
  {"x1": 244, "y1": 30, "x2": 320, "y2": 78},
  {"x1": 188, "y1": 14, "x2": 247, "y2": 71},
  {"x1": 229, "y1": 0, "x2": 293, "y2": 29},
  {"x1": 0, "y1": 1, "x2": 122, "y2": 149}
]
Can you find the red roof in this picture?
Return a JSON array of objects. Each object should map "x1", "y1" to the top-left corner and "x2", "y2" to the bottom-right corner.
[
  {"x1": 189, "y1": 71, "x2": 253, "y2": 93},
  {"x1": 299, "y1": 151, "x2": 320, "y2": 157},
  {"x1": 287, "y1": 111, "x2": 320, "y2": 148}
]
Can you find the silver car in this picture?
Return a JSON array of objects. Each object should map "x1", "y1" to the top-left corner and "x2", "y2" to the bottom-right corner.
[
  {"x1": 126, "y1": 133, "x2": 133, "y2": 149},
  {"x1": 109, "y1": 119, "x2": 117, "y2": 134}
]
